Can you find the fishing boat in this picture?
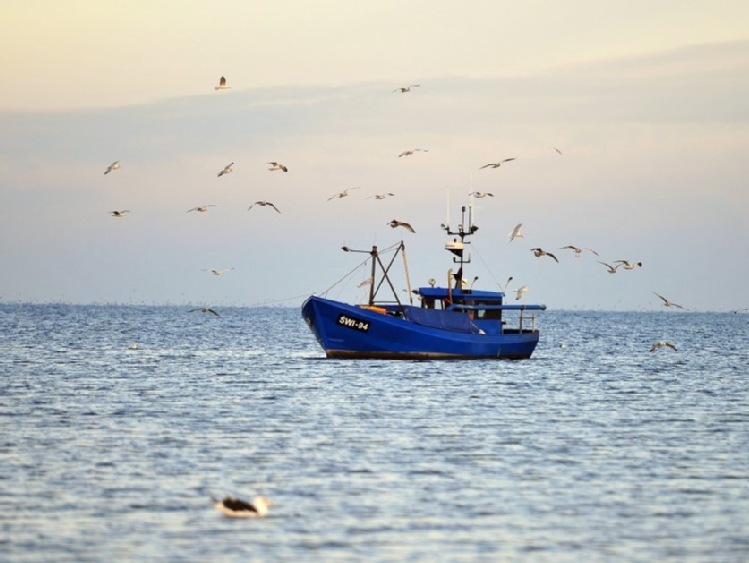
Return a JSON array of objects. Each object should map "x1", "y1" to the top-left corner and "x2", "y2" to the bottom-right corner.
[{"x1": 301, "y1": 205, "x2": 546, "y2": 359}]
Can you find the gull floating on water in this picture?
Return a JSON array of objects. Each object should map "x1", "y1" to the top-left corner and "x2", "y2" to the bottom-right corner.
[
  {"x1": 508, "y1": 223, "x2": 523, "y2": 242},
  {"x1": 367, "y1": 193, "x2": 395, "y2": 200},
  {"x1": 388, "y1": 220, "x2": 416, "y2": 233},
  {"x1": 614, "y1": 259, "x2": 642, "y2": 270},
  {"x1": 248, "y1": 201, "x2": 282, "y2": 213},
  {"x1": 217, "y1": 163, "x2": 233, "y2": 177},
  {"x1": 203, "y1": 268, "x2": 234, "y2": 276},
  {"x1": 398, "y1": 148, "x2": 428, "y2": 157},
  {"x1": 104, "y1": 161, "x2": 121, "y2": 175},
  {"x1": 393, "y1": 84, "x2": 420, "y2": 93},
  {"x1": 531, "y1": 248, "x2": 559, "y2": 262},
  {"x1": 650, "y1": 341, "x2": 677, "y2": 352},
  {"x1": 214, "y1": 76, "x2": 231, "y2": 90},
  {"x1": 189, "y1": 307, "x2": 220, "y2": 317},
  {"x1": 560, "y1": 245, "x2": 599, "y2": 258},
  {"x1": 653, "y1": 292, "x2": 687, "y2": 310},
  {"x1": 327, "y1": 187, "x2": 360, "y2": 201},
  {"x1": 211, "y1": 496, "x2": 273, "y2": 518},
  {"x1": 480, "y1": 158, "x2": 516, "y2": 169},
  {"x1": 598, "y1": 261, "x2": 621, "y2": 274},
  {"x1": 268, "y1": 161, "x2": 288, "y2": 172},
  {"x1": 110, "y1": 210, "x2": 130, "y2": 217},
  {"x1": 468, "y1": 191, "x2": 494, "y2": 198},
  {"x1": 187, "y1": 205, "x2": 216, "y2": 213}
]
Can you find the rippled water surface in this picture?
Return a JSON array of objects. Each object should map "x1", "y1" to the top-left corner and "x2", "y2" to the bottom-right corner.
[{"x1": 2, "y1": 305, "x2": 749, "y2": 561}]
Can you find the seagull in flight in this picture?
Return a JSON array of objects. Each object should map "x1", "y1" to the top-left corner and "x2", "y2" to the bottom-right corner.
[
  {"x1": 388, "y1": 220, "x2": 416, "y2": 233},
  {"x1": 554, "y1": 147, "x2": 563, "y2": 155},
  {"x1": 248, "y1": 201, "x2": 282, "y2": 213},
  {"x1": 358, "y1": 276, "x2": 374, "y2": 288},
  {"x1": 480, "y1": 158, "x2": 516, "y2": 169},
  {"x1": 268, "y1": 161, "x2": 288, "y2": 172},
  {"x1": 509, "y1": 223, "x2": 523, "y2": 242},
  {"x1": 531, "y1": 248, "x2": 559, "y2": 262},
  {"x1": 560, "y1": 245, "x2": 599, "y2": 258},
  {"x1": 327, "y1": 187, "x2": 360, "y2": 201},
  {"x1": 104, "y1": 161, "x2": 121, "y2": 175},
  {"x1": 367, "y1": 192, "x2": 395, "y2": 200},
  {"x1": 598, "y1": 261, "x2": 621, "y2": 274},
  {"x1": 214, "y1": 76, "x2": 231, "y2": 90},
  {"x1": 653, "y1": 292, "x2": 688, "y2": 310},
  {"x1": 203, "y1": 268, "x2": 234, "y2": 276},
  {"x1": 393, "y1": 84, "x2": 420, "y2": 93},
  {"x1": 217, "y1": 162, "x2": 233, "y2": 177},
  {"x1": 514, "y1": 285, "x2": 528, "y2": 300},
  {"x1": 110, "y1": 210, "x2": 130, "y2": 217},
  {"x1": 189, "y1": 307, "x2": 220, "y2": 317},
  {"x1": 614, "y1": 259, "x2": 643, "y2": 270},
  {"x1": 649, "y1": 341, "x2": 677, "y2": 352},
  {"x1": 398, "y1": 148, "x2": 428, "y2": 157},
  {"x1": 187, "y1": 205, "x2": 216, "y2": 213},
  {"x1": 468, "y1": 191, "x2": 494, "y2": 198},
  {"x1": 211, "y1": 496, "x2": 273, "y2": 518}
]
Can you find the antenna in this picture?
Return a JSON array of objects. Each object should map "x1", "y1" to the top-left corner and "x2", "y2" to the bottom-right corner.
[{"x1": 446, "y1": 188, "x2": 450, "y2": 228}]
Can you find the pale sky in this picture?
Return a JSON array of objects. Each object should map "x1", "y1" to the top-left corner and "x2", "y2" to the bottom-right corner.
[{"x1": 1, "y1": 1, "x2": 748, "y2": 311}]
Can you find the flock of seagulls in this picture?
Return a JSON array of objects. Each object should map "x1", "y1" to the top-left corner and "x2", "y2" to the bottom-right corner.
[{"x1": 100, "y1": 76, "x2": 746, "y2": 339}]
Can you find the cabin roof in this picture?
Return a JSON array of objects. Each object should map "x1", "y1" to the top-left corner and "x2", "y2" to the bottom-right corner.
[{"x1": 417, "y1": 287, "x2": 505, "y2": 301}]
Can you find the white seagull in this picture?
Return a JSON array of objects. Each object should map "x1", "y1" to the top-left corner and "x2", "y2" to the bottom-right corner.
[
  {"x1": 393, "y1": 84, "x2": 420, "y2": 93},
  {"x1": 214, "y1": 76, "x2": 231, "y2": 90},
  {"x1": 189, "y1": 307, "x2": 220, "y2": 317},
  {"x1": 653, "y1": 292, "x2": 688, "y2": 310},
  {"x1": 388, "y1": 219, "x2": 416, "y2": 233},
  {"x1": 217, "y1": 162, "x2": 233, "y2": 177},
  {"x1": 110, "y1": 210, "x2": 130, "y2": 217},
  {"x1": 614, "y1": 259, "x2": 643, "y2": 270},
  {"x1": 560, "y1": 245, "x2": 599, "y2": 258},
  {"x1": 649, "y1": 341, "x2": 677, "y2": 352},
  {"x1": 468, "y1": 191, "x2": 494, "y2": 198},
  {"x1": 398, "y1": 148, "x2": 428, "y2": 157},
  {"x1": 598, "y1": 261, "x2": 621, "y2": 274},
  {"x1": 268, "y1": 161, "x2": 288, "y2": 172},
  {"x1": 187, "y1": 205, "x2": 216, "y2": 213},
  {"x1": 531, "y1": 248, "x2": 559, "y2": 262},
  {"x1": 514, "y1": 285, "x2": 529, "y2": 300},
  {"x1": 358, "y1": 276, "x2": 374, "y2": 288},
  {"x1": 480, "y1": 158, "x2": 516, "y2": 169},
  {"x1": 203, "y1": 268, "x2": 234, "y2": 276},
  {"x1": 211, "y1": 496, "x2": 273, "y2": 518},
  {"x1": 248, "y1": 201, "x2": 282, "y2": 213},
  {"x1": 367, "y1": 193, "x2": 395, "y2": 200},
  {"x1": 327, "y1": 187, "x2": 360, "y2": 201},
  {"x1": 104, "y1": 161, "x2": 121, "y2": 175},
  {"x1": 509, "y1": 223, "x2": 524, "y2": 242}
]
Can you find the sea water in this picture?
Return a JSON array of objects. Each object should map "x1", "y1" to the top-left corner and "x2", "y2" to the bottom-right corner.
[{"x1": 2, "y1": 304, "x2": 748, "y2": 561}]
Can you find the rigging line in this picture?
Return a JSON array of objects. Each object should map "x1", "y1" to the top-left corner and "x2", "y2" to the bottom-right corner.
[
  {"x1": 320, "y1": 256, "x2": 371, "y2": 296},
  {"x1": 471, "y1": 243, "x2": 505, "y2": 291}
]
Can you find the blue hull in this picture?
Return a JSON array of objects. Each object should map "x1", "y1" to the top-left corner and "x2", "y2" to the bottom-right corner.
[{"x1": 301, "y1": 295, "x2": 540, "y2": 359}]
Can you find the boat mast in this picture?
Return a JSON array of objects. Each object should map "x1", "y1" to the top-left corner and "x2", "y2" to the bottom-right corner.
[
  {"x1": 442, "y1": 205, "x2": 477, "y2": 290},
  {"x1": 368, "y1": 246, "x2": 378, "y2": 305}
]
